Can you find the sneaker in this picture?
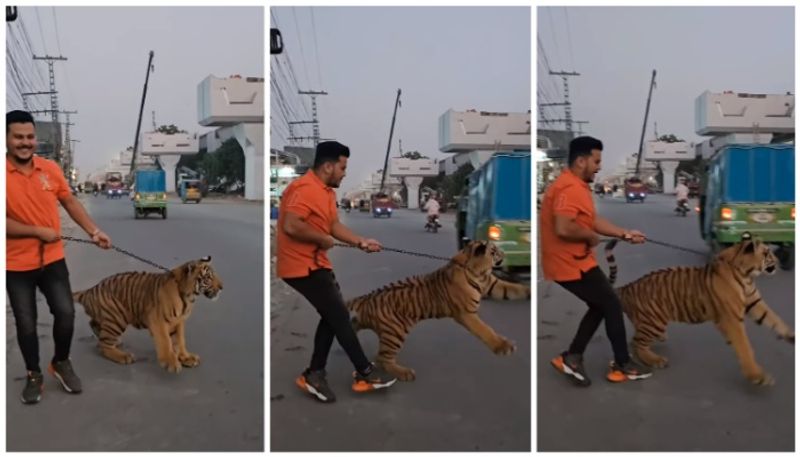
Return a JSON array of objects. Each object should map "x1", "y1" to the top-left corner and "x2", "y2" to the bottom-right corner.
[
  {"x1": 352, "y1": 363, "x2": 397, "y2": 392},
  {"x1": 21, "y1": 371, "x2": 44, "y2": 404},
  {"x1": 295, "y1": 368, "x2": 336, "y2": 403},
  {"x1": 48, "y1": 359, "x2": 83, "y2": 393},
  {"x1": 550, "y1": 351, "x2": 591, "y2": 387},
  {"x1": 607, "y1": 359, "x2": 653, "y2": 382}
]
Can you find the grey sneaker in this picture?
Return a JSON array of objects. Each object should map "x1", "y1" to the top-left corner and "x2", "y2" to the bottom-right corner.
[
  {"x1": 49, "y1": 359, "x2": 83, "y2": 393},
  {"x1": 607, "y1": 359, "x2": 653, "y2": 382},
  {"x1": 352, "y1": 363, "x2": 397, "y2": 392},
  {"x1": 21, "y1": 371, "x2": 44, "y2": 404},
  {"x1": 295, "y1": 368, "x2": 336, "y2": 403}
]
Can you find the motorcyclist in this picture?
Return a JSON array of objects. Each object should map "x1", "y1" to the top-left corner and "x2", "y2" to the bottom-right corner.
[
  {"x1": 424, "y1": 195, "x2": 441, "y2": 228},
  {"x1": 674, "y1": 179, "x2": 690, "y2": 212}
]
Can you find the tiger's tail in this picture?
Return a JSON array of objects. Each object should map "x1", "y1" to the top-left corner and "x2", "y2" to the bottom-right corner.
[{"x1": 604, "y1": 239, "x2": 619, "y2": 286}]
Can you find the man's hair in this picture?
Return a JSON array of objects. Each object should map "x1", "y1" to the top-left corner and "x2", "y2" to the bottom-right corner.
[
  {"x1": 313, "y1": 141, "x2": 350, "y2": 169},
  {"x1": 7, "y1": 110, "x2": 35, "y2": 133},
  {"x1": 568, "y1": 136, "x2": 603, "y2": 166}
]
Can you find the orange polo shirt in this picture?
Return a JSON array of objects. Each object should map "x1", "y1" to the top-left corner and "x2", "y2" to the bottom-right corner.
[
  {"x1": 6, "y1": 155, "x2": 71, "y2": 271},
  {"x1": 276, "y1": 171, "x2": 338, "y2": 278},
  {"x1": 539, "y1": 169, "x2": 598, "y2": 281}
]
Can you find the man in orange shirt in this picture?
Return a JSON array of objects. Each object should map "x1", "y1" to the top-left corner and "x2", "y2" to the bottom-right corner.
[
  {"x1": 6, "y1": 110, "x2": 112, "y2": 404},
  {"x1": 277, "y1": 141, "x2": 397, "y2": 403},
  {"x1": 540, "y1": 136, "x2": 652, "y2": 387}
]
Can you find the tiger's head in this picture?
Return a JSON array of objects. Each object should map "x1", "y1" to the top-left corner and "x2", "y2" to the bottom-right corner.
[
  {"x1": 718, "y1": 234, "x2": 778, "y2": 278},
  {"x1": 452, "y1": 240, "x2": 504, "y2": 272},
  {"x1": 183, "y1": 256, "x2": 224, "y2": 301}
]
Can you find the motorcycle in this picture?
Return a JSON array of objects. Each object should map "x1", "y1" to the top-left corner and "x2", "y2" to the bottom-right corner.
[
  {"x1": 675, "y1": 199, "x2": 690, "y2": 217},
  {"x1": 425, "y1": 214, "x2": 441, "y2": 233}
]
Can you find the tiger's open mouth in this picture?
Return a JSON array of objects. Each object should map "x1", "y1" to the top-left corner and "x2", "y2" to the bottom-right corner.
[
  {"x1": 205, "y1": 290, "x2": 221, "y2": 301},
  {"x1": 765, "y1": 264, "x2": 777, "y2": 274}
]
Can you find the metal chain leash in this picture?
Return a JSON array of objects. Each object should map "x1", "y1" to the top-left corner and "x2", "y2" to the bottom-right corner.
[
  {"x1": 599, "y1": 237, "x2": 707, "y2": 257},
  {"x1": 60, "y1": 236, "x2": 172, "y2": 272},
  {"x1": 333, "y1": 242, "x2": 452, "y2": 262}
]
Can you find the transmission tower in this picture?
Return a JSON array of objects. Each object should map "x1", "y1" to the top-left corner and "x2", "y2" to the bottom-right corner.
[
  {"x1": 549, "y1": 70, "x2": 580, "y2": 133},
  {"x1": 288, "y1": 90, "x2": 327, "y2": 146},
  {"x1": 33, "y1": 55, "x2": 68, "y2": 165}
]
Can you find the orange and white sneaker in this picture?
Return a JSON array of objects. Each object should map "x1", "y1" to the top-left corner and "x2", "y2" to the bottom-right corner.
[
  {"x1": 296, "y1": 368, "x2": 336, "y2": 403},
  {"x1": 352, "y1": 363, "x2": 397, "y2": 393},
  {"x1": 551, "y1": 351, "x2": 591, "y2": 387},
  {"x1": 607, "y1": 359, "x2": 653, "y2": 382}
]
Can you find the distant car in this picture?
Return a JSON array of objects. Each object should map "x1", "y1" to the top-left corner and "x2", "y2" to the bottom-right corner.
[{"x1": 107, "y1": 188, "x2": 123, "y2": 199}]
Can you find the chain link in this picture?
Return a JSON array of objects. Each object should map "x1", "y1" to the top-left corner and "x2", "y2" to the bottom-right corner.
[
  {"x1": 333, "y1": 242, "x2": 452, "y2": 261},
  {"x1": 600, "y1": 237, "x2": 707, "y2": 257},
  {"x1": 61, "y1": 236, "x2": 172, "y2": 272}
]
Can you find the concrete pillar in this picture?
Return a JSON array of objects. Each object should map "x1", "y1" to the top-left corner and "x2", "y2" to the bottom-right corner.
[
  {"x1": 468, "y1": 150, "x2": 494, "y2": 170},
  {"x1": 234, "y1": 123, "x2": 264, "y2": 201},
  {"x1": 156, "y1": 154, "x2": 181, "y2": 193},
  {"x1": 660, "y1": 160, "x2": 680, "y2": 194},
  {"x1": 405, "y1": 176, "x2": 424, "y2": 210}
]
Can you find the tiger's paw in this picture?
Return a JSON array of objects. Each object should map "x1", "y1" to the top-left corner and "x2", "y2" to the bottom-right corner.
[
  {"x1": 178, "y1": 352, "x2": 201, "y2": 368},
  {"x1": 493, "y1": 337, "x2": 516, "y2": 356},
  {"x1": 748, "y1": 371, "x2": 775, "y2": 387},
  {"x1": 160, "y1": 356, "x2": 182, "y2": 373},
  {"x1": 384, "y1": 364, "x2": 416, "y2": 381}
]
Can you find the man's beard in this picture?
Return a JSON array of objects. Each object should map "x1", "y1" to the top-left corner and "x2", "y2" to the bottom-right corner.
[
  {"x1": 9, "y1": 150, "x2": 33, "y2": 164},
  {"x1": 326, "y1": 178, "x2": 340, "y2": 188}
]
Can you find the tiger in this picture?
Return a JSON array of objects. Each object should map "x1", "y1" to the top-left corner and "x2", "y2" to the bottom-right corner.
[
  {"x1": 605, "y1": 233, "x2": 794, "y2": 386},
  {"x1": 346, "y1": 240, "x2": 530, "y2": 381},
  {"x1": 71, "y1": 256, "x2": 223, "y2": 373}
]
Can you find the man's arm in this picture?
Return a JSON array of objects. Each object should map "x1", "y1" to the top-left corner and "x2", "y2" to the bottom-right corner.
[
  {"x1": 594, "y1": 216, "x2": 626, "y2": 238},
  {"x1": 59, "y1": 195, "x2": 112, "y2": 248},
  {"x1": 554, "y1": 214, "x2": 599, "y2": 244},
  {"x1": 6, "y1": 217, "x2": 51, "y2": 240},
  {"x1": 330, "y1": 220, "x2": 363, "y2": 246},
  {"x1": 283, "y1": 212, "x2": 333, "y2": 248}
]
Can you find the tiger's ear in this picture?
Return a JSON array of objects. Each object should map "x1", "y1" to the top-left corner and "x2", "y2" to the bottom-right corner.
[
  {"x1": 474, "y1": 242, "x2": 488, "y2": 257},
  {"x1": 201, "y1": 256, "x2": 211, "y2": 263},
  {"x1": 743, "y1": 240, "x2": 755, "y2": 254}
]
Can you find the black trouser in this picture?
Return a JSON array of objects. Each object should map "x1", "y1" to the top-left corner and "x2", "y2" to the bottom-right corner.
[
  {"x1": 6, "y1": 259, "x2": 75, "y2": 373},
  {"x1": 557, "y1": 266, "x2": 630, "y2": 366},
  {"x1": 284, "y1": 269, "x2": 371, "y2": 374}
]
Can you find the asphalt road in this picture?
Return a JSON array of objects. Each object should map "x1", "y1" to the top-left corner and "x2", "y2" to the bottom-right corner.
[
  {"x1": 270, "y1": 207, "x2": 531, "y2": 451},
  {"x1": 537, "y1": 193, "x2": 795, "y2": 452},
  {"x1": 6, "y1": 194, "x2": 264, "y2": 451}
]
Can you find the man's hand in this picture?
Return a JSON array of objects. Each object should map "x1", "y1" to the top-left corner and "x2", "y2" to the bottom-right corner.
[
  {"x1": 36, "y1": 227, "x2": 60, "y2": 243},
  {"x1": 358, "y1": 238, "x2": 382, "y2": 253},
  {"x1": 318, "y1": 236, "x2": 335, "y2": 250},
  {"x1": 91, "y1": 229, "x2": 112, "y2": 249},
  {"x1": 622, "y1": 229, "x2": 646, "y2": 244}
]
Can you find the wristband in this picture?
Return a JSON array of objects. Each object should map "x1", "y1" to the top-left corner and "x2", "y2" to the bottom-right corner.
[{"x1": 90, "y1": 228, "x2": 101, "y2": 237}]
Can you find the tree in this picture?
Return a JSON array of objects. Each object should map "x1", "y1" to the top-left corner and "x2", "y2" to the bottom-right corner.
[
  {"x1": 401, "y1": 151, "x2": 428, "y2": 160},
  {"x1": 156, "y1": 124, "x2": 187, "y2": 135},
  {"x1": 657, "y1": 134, "x2": 683, "y2": 143},
  {"x1": 200, "y1": 138, "x2": 244, "y2": 192}
]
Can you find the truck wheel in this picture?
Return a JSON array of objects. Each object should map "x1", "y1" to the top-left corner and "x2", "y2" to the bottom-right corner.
[
  {"x1": 162, "y1": 208, "x2": 168, "y2": 219},
  {"x1": 134, "y1": 208, "x2": 140, "y2": 219},
  {"x1": 777, "y1": 245, "x2": 794, "y2": 271}
]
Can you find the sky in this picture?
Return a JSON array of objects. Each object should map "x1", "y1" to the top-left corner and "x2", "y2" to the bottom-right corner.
[
  {"x1": 537, "y1": 6, "x2": 794, "y2": 179},
  {"x1": 270, "y1": 6, "x2": 531, "y2": 194},
  {"x1": 6, "y1": 6, "x2": 264, "y2": 179}
]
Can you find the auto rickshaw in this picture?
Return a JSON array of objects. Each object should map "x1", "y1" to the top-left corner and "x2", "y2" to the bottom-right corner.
[
  {"x1": 133, "y1": 169, "x2": 167, "y2": 219},
  {"x1": 180, "y1": 179, "x2": 203, "y2": 204}
]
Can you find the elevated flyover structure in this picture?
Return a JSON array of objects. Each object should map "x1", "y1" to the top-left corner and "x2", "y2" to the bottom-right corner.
[
  {"x1": 438, "y1": 109, "x2": 531, "y2": 169},
  {"x1": 388, "y1": 157, "x2": 437, "y2": 210},
  {"x1": 198, "y1": 75, "x2": 264, "y2": 200},
  {"x1": 140, "y1": 132, "x2": 198, "y2": 193}
]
